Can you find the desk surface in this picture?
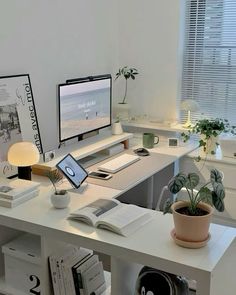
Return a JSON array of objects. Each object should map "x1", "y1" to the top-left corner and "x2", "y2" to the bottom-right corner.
[
  {"x1": 0, "y1": 180, "x2": 234, "y2": 279},
  {"x1": 87, "y1": 151, "x2": 176, "y2": 190}
]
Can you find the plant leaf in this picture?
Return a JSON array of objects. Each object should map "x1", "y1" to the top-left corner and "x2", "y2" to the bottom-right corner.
[
  {"x1": 198, "y1": 187, "x2": 212, "y2": 204},
  {"x1": 212, "y1": 191, "x2": 225, "y2": 212},
  {"x1": 163, "y1": 199, "x2": 173, "y2": 215},
  {"x1": 185, "y1": 173, "x2": 199, "y2": 189},
  {"x1": 210, "y1": 168, "x2": 223, "y2": 184},
  {"x1": 168, "y1": 173, "x2": 187, "y2": 194},
  {"x1": 213, "y1": 182, "x2": 225, "y2": 199}
]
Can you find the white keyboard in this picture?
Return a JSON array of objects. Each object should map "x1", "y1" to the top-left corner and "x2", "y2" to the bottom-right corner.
[{"x1": 98, "y1": 154, "x2": 140, "y2": 173}]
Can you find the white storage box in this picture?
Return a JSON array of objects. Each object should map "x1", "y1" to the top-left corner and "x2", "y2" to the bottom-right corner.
[{"x1": 2, "y1": 233, "x2": 41, "y2": 294}]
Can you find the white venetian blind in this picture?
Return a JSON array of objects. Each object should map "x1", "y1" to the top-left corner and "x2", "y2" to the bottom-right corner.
[{"x1": 180, "y1": 0, "x2": 236, "y2": 125}]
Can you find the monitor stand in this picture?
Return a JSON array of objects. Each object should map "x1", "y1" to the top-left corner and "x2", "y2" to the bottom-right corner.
[{"x1": 78, "y1": 130, "x2": 99, "y2": 142}]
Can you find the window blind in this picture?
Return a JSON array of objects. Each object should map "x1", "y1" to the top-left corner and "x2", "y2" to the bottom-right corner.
[{"x1": 180, "y1": 0, "x2": 236, "y2": 125}]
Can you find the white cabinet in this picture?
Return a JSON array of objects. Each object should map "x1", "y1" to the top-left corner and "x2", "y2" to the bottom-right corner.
[{"x1": 180, "y1": 155, "x2": 236, "y2": 227}]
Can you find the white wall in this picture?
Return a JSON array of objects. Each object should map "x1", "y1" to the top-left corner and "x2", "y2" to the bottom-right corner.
[
  {"x1": 0, "y1": 0, "x2": 118, "y2": 151},
  {"x1": 115, "y1": 0, "x2": 181, "y2": 122},
  {"x1": 0, "y1": 0, "x2": 181, "y2": 151}
]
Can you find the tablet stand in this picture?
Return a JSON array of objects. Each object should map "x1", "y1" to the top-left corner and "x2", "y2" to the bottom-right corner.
[{"x1": 68, "y1": 181, "x2": 88, "y2": 194}]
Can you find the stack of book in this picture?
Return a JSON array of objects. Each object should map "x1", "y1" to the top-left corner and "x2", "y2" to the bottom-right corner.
[
  {"x1": 0, "y1": 178, "x2": 40, "y2": 208},
  {"x1": 49, "y1": 245, "x2": 106, "y2": 295}
]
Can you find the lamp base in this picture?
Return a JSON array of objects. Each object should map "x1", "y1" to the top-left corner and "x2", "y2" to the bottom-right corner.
[
  {"x1": 18, "y1": 166, "x2": 32, "y2": 180},
  {"x1": 182, "y1": 121, "x2": 194, "y2": 129},
  {"x1": 182, "y1": 110, "x2": 194, "y2": 129}
]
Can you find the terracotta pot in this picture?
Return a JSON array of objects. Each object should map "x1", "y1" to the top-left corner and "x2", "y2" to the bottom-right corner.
[{"x1": 171, "y1": 201, "x2": 213, "y2": 242}]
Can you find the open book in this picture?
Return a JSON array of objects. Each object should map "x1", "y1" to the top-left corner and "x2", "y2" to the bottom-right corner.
[{"x1": 69, "y1": 199, "x2": 153, "y2": 236}]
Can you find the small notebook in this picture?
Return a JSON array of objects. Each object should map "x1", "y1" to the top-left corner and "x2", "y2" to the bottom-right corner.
[{"x1": 98, "y1": 154, "x2": 140, "y2": 173}]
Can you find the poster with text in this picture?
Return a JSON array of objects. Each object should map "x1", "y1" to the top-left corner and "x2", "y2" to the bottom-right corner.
[{"x1": 0, "y1": 74, "x2": 42, "y2": 177}]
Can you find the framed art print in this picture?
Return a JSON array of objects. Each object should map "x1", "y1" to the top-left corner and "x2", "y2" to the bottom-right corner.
[{"x1": 0, "y1": 74, "x2": 42, "y2": 177}]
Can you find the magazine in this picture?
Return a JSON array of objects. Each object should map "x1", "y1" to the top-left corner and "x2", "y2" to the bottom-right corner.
[
  {"x1": 69, "y1": 199, "x2": 153, "y2": 236},
  {"x1": 0, "y1": 178, "x2": 40, "y2": 200}
]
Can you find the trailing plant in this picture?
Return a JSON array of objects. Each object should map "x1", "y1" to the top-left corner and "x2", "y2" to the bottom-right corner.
[
  {"x1": 181, "y1": 118, "x2": 236, "y2": 156},
  {"x1": 45, "y1": 169, "x2": 67, "y2": 195},
  {"x1": 163, "y1": 168, "x2": 225, "y2": 216},
  {"x1": 115, "y1": 66, "x2": 139, "y2": 104}
]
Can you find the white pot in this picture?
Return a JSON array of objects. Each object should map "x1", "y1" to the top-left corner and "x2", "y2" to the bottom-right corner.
[
  {"x1": 113, "y1": 103, "x2": 130, "y2": 121},
  {"x1": 50, "y1": 192, "x2": 70, "y2": 209},
  {"x1": 112, "y1": 122, "x2": 123, "y2": 135},
  {"x1": 200, "y1": 134, "x2": 219, "y2": 155}
]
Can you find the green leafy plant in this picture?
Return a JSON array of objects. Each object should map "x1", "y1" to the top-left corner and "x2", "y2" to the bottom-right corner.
[
  {"x1": 181, "y1": 118, "x2": 236, "y2": 156},
  {"x1": 164, "y1": 168, "x2": 225, "y2": 216},
  {"x1": 45, "y1": 169, "x2": 67, "y2": 195},
  {"x1": 115, "y1": 66, "x2": 139, "y2": 104}
]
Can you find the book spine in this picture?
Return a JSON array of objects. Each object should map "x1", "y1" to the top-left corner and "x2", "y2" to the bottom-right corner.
[
  {"x1": 72, "y1": 268, "x2": 81, "y2": 294},
  {"x1": 1, "y1": 189, "x2": 39, "y2": 208},
  {"x1": 49, "y1": 256, "x2": 60, "y2": 295},
  {"x1": 65, "y1": 250, "x2": 92, "y2": 295},
  {"x1": 94, "y1": 282, "x2": 106, "y2": 295},
  {"x1": 57, "y1": 259, "x2": 66, "y2": 295},
  {"x1": 61, "y1": 260, "x2": 71, "y2": 295},
  {"x1": 83, "y1": 262, "x2": 105, "y2": 295},
  {"x1": 77, "y1": 271, "x2": 85, "y2": 295},
  {"x1": 0, "y1": 182, "x2": 40, "y2": 200}
]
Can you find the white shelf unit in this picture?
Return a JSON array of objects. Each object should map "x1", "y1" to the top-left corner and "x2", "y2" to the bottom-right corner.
[
  {"x1": 0, "y1": 276, "x2": 28, "y2": 295},
  {"x1": 122, "y1": 121, "x2": 185, "y2": 133},
  {"x1": 0, "y1": 230, "x2": 112, "y2": 295},
  {"x1": 0, "y1": 203, "x2": 235, "y2": 295}
]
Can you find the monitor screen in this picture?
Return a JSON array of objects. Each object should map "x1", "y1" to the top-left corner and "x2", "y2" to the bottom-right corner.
[{"x1": 58, "y1": 75, "x2": 111, "y2": 142}]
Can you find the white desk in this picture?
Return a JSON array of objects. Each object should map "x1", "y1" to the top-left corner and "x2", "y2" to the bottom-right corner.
[
  {"x1": 0, "y1": 181, "x2": 235, "y2": 295},
  {"x1": 0, "y1": 133, "x2": 221, "y2": 295}
]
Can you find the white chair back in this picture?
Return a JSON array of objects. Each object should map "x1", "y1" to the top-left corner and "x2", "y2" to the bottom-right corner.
[{"x1": 155, "y1": 186, "x2": 199, "y2": 212}]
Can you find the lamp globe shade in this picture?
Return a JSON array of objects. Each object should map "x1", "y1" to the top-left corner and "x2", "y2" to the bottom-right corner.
[
  {"x1": 181, "y1": 99, "x2": 199, "y2": 112},
  {"x1": 8, "y1": 142, "x2": 40, "y2": 167}
]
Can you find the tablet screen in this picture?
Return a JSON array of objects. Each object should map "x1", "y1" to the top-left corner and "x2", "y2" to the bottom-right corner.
[{"x1": 56, "y1": 154, "x2": 88, "y2": 188}]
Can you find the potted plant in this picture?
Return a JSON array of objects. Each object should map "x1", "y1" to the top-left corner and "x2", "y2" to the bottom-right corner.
[
  {"x1": 45, "y1": 169, "x2": 70, "y2": 209},
  {"x1": 164, "y1": 168, "x2": 225, "y2": 246},
  {"x1": 112, "y1": 116, "x2": 123, "y2": 135},
  {"x1": 181, "y1": 118, "x2": 236, "y2": 156},
  {"x1": 115, "y1": 66, "x2": 139, "y2": 104},
  {"x1": 114, "y1": 66, "x2": 139, "y2": 121}
]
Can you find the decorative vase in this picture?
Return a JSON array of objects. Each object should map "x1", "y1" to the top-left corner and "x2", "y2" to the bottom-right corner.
[
  {"x1": 50, "y1": 192, "x2": 70, "y2": 209},
  {"x1": 171, "y1": 201, "x2": 213, "y2": 243},
  {"x1": 113, "y1": 103, "x2": 130, "y2": 121},
  {"x1": 112, "y1": 122, "x2": 123, "y2": 135}
]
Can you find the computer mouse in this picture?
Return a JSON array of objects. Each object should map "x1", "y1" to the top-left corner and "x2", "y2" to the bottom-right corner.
[{"x1": 134, "y1": 148, "x2": 150, "y2": 156}]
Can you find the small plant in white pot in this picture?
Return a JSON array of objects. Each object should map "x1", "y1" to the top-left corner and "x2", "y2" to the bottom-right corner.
[
  {"x1": 114, "y1": 66, "x2": 139, "y2": 120},
  {"x1": 164, "y1": 168, "x2": 225, "y2": 247},
  {"x1": 46, "y1": 169, "x2": 70, "y2": 209},
  {"x1": 115, "y1": 66, "x2": 139, "y2": 104},
  {"x1": 181, "y1": 118, "x2": 236, "y2": 158}
]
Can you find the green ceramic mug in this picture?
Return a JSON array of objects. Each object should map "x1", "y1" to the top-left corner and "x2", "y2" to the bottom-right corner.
[{"x1": 143, "y1": 133, "x2": 159, "y2": 148}]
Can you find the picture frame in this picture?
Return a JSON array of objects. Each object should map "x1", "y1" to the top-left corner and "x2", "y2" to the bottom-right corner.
[
  {"x1": 0, "y1": 74, "x2": 42, "y2": 177},
  {"x1": 168, "y1": 138, "x2": 179, "y2": 147}
]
